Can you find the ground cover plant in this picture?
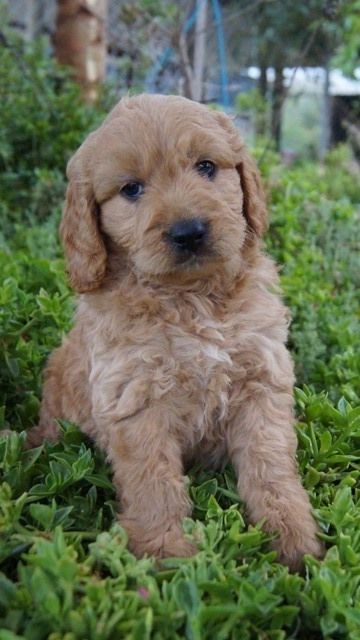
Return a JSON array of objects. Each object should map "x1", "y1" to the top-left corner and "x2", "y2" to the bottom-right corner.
[{"x1": 1, "y1": 38, "x2": 360, "y2": 640}]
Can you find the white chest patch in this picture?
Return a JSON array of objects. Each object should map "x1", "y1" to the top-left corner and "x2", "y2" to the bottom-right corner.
[{"x1": 166, "y1": 320, "x2": 233, "y2": 443}]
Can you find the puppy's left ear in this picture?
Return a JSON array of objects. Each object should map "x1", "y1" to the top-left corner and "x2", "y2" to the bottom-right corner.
[
  {"x1": 214, "y1": 111, "x2": 268, "y2": 237},
  {"x1": 236, "y1": 151, "x2": 268, "y2": 237}
]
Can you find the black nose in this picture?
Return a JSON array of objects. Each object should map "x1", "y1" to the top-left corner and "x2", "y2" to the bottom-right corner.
[{"x1": 167, "y1": 219, "x2": 208, "y2": 253}]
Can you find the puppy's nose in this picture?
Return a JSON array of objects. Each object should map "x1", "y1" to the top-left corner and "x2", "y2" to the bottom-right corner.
[{"x1": 167, "y1": 219, "x2": 208, "y2": 253}]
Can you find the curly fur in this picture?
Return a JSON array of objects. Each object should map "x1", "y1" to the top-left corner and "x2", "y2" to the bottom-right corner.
[{"x1": 28, "y1": 94, "x2": 323, "y2": 569}]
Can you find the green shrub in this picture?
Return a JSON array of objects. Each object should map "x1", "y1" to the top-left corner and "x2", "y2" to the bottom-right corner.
[
  {"x1": 266, "y1": 152, "x2": 360, "y2": 402},
  {"x1": 0, "y1": 29, "x2": 111, "y2": 234}
]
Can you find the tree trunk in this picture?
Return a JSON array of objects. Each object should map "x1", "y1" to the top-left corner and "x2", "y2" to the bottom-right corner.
[
  {"x1": 259, "y1": 63, "x2": 267, "y2": 100},
  {"x1": 271, "y1": 62, "x2": 284, "y2": 152},
  {"x1": 256, "y1": 51, "x2": 268, "y2": 137},
  {"x1": 192, "y1": 0, "x2": 207, "y2": 102},
  {"x1": 179, "y1": 0, "x2": 208, "y2": 101},
  {"x1": 55, "y1": 0, "x2": 108, "y2": 103},
  {"x1": 179, "y1": 28, "x2": 194, "y2": 99},
  {"x1": 319, "y1": 62, "x2": 331, "y2": 160}
]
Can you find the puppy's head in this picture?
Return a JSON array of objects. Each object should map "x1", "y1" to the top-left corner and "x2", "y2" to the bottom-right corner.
[{"x1": 60, "y1": 94, "x2": 268, "y2": 292}]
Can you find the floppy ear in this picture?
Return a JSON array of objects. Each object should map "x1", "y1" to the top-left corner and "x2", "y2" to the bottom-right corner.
[
  {"x1": 236, "y1": 151, "x2": 268, "y2": 237},
  {"x1": 214, "y1": 111, "x2": 268, "y2": 237},
  {"x1": 60, "y1": 156, "x2": 107, "y2": 293}
]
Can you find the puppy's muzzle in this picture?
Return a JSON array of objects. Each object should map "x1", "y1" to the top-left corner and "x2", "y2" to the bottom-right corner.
[{"x1": 166, "y1": 218, "x2": 209, "y2": 255}]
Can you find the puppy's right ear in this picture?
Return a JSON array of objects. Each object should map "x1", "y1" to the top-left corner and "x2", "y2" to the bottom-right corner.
[{"x1": 60, "y1": 155, "x2": 107, "y2": 293}]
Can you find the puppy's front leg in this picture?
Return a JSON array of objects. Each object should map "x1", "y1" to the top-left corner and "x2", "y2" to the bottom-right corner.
[
  {"x1": 106, "y1": 406, "x2": 194, "y2": 559},
  {"x1": 227, "y1": 346, "x2": 323, "y2": 570}
]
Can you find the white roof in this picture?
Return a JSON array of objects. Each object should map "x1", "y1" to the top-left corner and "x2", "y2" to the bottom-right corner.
[{"x1": 247, "y1": 66, "x2": 360, "y2": 96}]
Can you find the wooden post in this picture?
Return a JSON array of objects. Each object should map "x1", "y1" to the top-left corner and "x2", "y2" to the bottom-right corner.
[{"x1": 55, "y1": 0, "x2": 108, "y2": 103}]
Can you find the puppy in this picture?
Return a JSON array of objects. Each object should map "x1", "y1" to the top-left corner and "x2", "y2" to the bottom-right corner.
[{"x1": 28, "y1": 94, "x2": 322, "y2": 569}]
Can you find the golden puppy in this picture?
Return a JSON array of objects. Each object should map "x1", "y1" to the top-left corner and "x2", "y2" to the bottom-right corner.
[{"x1": 29, "y1": 94, "x2": 322, "y2": 569}]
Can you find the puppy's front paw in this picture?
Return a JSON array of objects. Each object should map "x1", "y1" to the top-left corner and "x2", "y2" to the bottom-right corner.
[
  {"x1": 161, "y1": 524, "x2": 197, "y2": 558},
  {"x1": 120, "y1": 517, "x2": 196, "y2": 559},
  {"x1": 273, "y1": 529, "x2": 324, "y2": 572},
  {"x1": 25, "y1": 423, "x2": 60, "y2": 449}
]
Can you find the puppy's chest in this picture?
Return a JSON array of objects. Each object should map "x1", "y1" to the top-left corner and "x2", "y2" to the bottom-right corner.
[
  {"x1": 163, "y1": 307, "x2": 236, "y2": 430},
  {"x1": 167, "y1": 316, "x2": 232, "y2": 373}
]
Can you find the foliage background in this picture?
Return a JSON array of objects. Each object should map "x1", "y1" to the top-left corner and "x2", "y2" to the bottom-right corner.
[
  {"x1": 0, "y1": 28, "x2": 360, "y2": 640},
  {"x1": 2, "y1": 0, "x2": 360, "y2": 158}
]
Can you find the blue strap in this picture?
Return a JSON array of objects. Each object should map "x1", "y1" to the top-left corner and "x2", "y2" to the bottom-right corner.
[{"x1": 211, "y1": 0, "x2": 230, "y2": 108}]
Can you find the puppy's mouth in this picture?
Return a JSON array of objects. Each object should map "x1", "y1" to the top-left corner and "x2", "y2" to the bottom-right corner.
[
  {"x1": 174, "y1": 246, "x2": 218, "y2": 268},
  {"x1": 164, "y1": 218, "x2": 219, "y2": 270},
  {"x1": 154, "y1": 247, "x2": 224, "y2": 285}
]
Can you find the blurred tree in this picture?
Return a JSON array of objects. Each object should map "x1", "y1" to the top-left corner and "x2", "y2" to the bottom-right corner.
[
  {"x1": 107, "y1": 1, "x2": 182, "y2": 93},
  {"x1": 251, "y1": 2, "x2": 321, "y2": 150},
  {"x1": 55, "y1": 0, "x2": 108, "y2": 103},
  {"x1": 333, "y1": 0, "x2": 360, "y2": 75},
  {"x1": 244, "y1": 0, "x2": 349, "y2": 151}
]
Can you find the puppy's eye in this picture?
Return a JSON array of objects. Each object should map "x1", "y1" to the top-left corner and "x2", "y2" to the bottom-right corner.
[
  {"x1": 196, "y1": 160, "x2": 216, "y2": 180},
  {"x1": 121, "y1": 182, "x2": 144, "y2": 200}
]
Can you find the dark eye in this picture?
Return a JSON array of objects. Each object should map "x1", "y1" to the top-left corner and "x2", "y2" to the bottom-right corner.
[
  {"x1": 196, "y1": 160, "x2": 216, "y2": 180},
  {"x1": 121, "y1": 182, "x2": 144, "y2": 200}
]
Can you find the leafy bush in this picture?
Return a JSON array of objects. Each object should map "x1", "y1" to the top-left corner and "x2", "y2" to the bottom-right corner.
[
  {"x1": 0, "y1": 33, "x2": 360, "y2": 640},
  {"x1": 0, "y1": 29, "x2": 111, "y2": 234},
  {"x1": 266, "y1": 148, "x2": 360, "y2": 402}
]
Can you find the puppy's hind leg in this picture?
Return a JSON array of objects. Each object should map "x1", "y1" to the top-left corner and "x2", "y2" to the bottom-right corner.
[
  {"x1": 26, "y1": 341, "x2": 75, "y2": 448},
  {"x1": 27, "y1": 329, "x2": 94, "y2": 448},
  {"x1": 1, "y1": 369, "x2": 61, "y2": 446},
  {"x1": 26, "y1": 368, "x2": 63, "y2": 448}
]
